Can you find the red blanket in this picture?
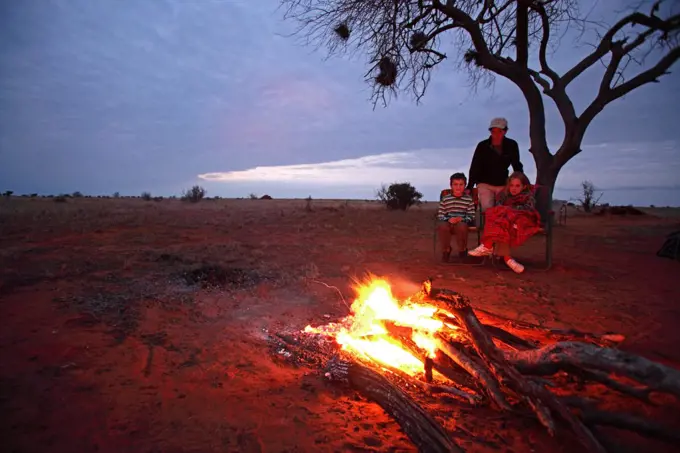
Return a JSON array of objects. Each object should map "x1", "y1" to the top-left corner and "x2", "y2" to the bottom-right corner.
[{"x1": 484, "y1": 193, "x2": 541, "y2": 247}]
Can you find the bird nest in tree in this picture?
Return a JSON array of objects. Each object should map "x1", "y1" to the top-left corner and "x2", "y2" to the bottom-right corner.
[
  {"x1": 269, "y1": 277, "x2": 680, "y2": 453},
  {"x1": 410, "y1": 31, "x2": 428, "y2": 50},
  {"x1": 333, "y1": 22, "x2": 350, "y2": 41},
  {"x1": 464, "y1": 49, "x2": 480, "y2": 66},
  {"x1": 375, "y1": 57, "x2": 398, "y2": 87}
]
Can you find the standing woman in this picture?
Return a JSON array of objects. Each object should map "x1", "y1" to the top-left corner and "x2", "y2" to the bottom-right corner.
[{"x1": 465, "y1": 117, "x2": 524, "y2": 213}]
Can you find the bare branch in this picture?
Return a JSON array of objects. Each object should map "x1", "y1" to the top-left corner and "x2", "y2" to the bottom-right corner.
[
  {"x1": 577, "y1": 45, "x2": 680, "y2": 137},
  {"x1": 529, "y1": 1, "x2": 559, "y2": 84},
  {"x1": 561, "y1": 10, "x2": 680, "y2": 88},
  {"x1": 528, "y1": 68, "x2": 552, "y2": 92},
  {"x1": 516, "y1": 0, "x2": 529, "y2": 68},
  {"x1": 431, "y1": 0, "x2": 511, "y2": 75}
]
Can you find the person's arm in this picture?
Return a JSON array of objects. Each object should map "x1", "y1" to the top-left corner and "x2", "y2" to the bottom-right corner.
[
  {"x1": 437, "y1": 192, "x2": 448, "y2": 220},
  {"x1": 464, "y1": 198, "x2": 476, "y2": 224},
  {"x1": 510, "y1": 140, "x2": 524, "y2": 173},
  {"x1": 466, "y1": 143, "x2": 483, "y2": 191},
  {"x1": 513, "y1": 192, "x2": 536, "y2": 210},
  {"x1": 495, "y1": 190, "x2": 507, "y2": 207}
]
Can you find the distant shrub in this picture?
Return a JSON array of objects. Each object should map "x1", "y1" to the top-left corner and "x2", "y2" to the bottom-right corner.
[
  {"x1": 54, "y1": 194, "x2": 68, "y2": 203},
  {"x1": 608, "y1": 206, "x2": 646, "y2": 216},
  {"x1": 141, "y1": 191, "x2": 152, "y2": 201},
  {"x1": 574, "y1": 180, "x2": 603, "y2": 213},
  {"x1": 181, "y1": 185, "x2": 206, "y2": 203},
  {"x1": 2, "y1": 190, "x2": 13, "y2": 197},
  {"x1": 113, "y1": 192, "x2": 120, "y2": 198},
  {"x1": 72, "y1": 191, "x2": 83, "y2": 198},
  {"x1": 249, "y1": 193, "x2": 258, "y2": 199},
  {"x1": 376, "y1": 182, "x2": 423, "y2": 211},
  {"x1": 153, "y1": 196, "x2": 163, "y2": 202}
]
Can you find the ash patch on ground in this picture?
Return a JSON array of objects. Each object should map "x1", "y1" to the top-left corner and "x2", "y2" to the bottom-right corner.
[
  {"x1": 53, "y1": 277, "x2": 195, "y2": 342},
  {"x1": 149, "y1": 251, "x2": 278, "y2": 291},
  {"x1": 179, "y1": 264, "x2": 268, "y2": 290}
]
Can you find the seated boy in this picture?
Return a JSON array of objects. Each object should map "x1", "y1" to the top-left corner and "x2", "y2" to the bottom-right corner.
[{"x1": 437, "y1": 172, "x2": 476, "y2": 262}]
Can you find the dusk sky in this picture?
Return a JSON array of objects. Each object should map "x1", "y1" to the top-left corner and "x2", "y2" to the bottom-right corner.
[{"x1": 1, "y1": 0, "x2": 679, "y2": 206}]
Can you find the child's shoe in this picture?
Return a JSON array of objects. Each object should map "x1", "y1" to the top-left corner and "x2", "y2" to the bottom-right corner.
[
  {"x1": 505, "y1": 258, "x2": 525, "y2": 274},
  {"x1": 468, "y1": 244, "x2": 493, "y2": 257}
]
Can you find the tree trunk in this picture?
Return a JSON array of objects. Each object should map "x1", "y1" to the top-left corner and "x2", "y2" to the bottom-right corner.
[{"x1": 534, "y1": 164, "x2": 557, "y2": 223}]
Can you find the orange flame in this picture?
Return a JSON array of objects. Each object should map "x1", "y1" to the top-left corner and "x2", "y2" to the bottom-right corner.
[{"x1": 304, "y1": 277, "x2": 457, "y2": 376}]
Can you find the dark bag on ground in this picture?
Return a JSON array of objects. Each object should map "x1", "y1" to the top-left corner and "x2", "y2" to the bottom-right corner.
[{"x1": 657, "y1": 230, "x2": 680, "y2": 262}]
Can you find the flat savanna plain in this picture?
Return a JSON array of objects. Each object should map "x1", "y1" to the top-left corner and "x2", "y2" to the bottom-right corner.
[{"x1": 1, "y1": 197, "x2": 679, "y2": 453}]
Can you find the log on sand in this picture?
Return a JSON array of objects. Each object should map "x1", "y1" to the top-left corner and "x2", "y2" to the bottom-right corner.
[
  {"x1": 425, "y1": 283, "x2": 607, "y2": 453},
  {"x1": 504, "y1": 341, "x2": 680, "y2": 398},
  {"x1": 325, "y1": 356, "x2": 462, "y2": 453}
]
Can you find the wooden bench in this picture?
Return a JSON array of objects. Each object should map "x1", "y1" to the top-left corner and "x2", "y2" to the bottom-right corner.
[{"x1": 432, "y1": 210, "x2": 554, "y2": 270}]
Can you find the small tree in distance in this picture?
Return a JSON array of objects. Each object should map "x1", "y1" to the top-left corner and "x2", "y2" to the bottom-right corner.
[
  {"x1": 576, "y1": 180, "x2": 603, "y2": 213},
  {"x1": 182, "y1": 185, "x2": 207, "y2": 203},
  {"x1": 376, "y1": 182, "x2": 423, "y2": 211}
]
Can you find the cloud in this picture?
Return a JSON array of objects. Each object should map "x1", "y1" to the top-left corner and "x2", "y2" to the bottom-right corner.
[
  {"x1": 198, "y1": 150, "x2": 465, "y2": 186},
  {"x1": 199, "y1": 140, "x2": 680, "y2": 191}
]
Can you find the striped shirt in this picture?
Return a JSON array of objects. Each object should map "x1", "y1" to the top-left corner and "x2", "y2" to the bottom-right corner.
[{"x1": 437, "y1": 190, "x2": 475, "y2": 224}]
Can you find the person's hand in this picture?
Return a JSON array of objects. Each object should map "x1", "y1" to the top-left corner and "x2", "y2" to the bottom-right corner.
[{"x1": 448, "y1": 217, "x2": 462, "y2": 224}]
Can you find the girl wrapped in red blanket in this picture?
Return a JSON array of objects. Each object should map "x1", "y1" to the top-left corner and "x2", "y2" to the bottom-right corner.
[{"x1": 468, "y1": 172, "x2": 541, "y2": 273}]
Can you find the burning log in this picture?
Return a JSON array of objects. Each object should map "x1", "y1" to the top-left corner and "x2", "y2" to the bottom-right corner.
[
  {"x1": 271, "y1": 277, "x2": 680, "y2": 453},
  {"x1": 382, "y1": 360, "x2": 482, "y2": 404},
  {"x1": 573, "y1": 368, "x2": 653, "y2": 402},
  {"x1": 474, "y1": 308, "x2": 626, "y2": 347},
  {"x1": 325, "y1": 356, "x2": 462, "y2": 453},
  {"x1": 425, "y1": 284, "x2": 607, "y2": 452},
  {"x1": 563, "y1": 396, "x2": 680, "y2": 445},
  {"x1": 481, "y1": 324, "x2": 537, "y2": 350},
  {"x1": 504, "y1": 341, "x2": 680, "y2": 399},
  {"x1": 434, "y1": 335, "x2": 511, "y2": 410},
  {"x1": 381, "y1": 320, "x2": 481, "y2": 393}
]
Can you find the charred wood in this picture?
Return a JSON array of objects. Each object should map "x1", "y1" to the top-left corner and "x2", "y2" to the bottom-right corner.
[{"x1": 325, "y1": 356, "x2": 463, "y2": 453}]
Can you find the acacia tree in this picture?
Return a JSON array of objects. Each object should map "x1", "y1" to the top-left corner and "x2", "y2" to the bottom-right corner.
[{"x1": 280, "y1": 0, "x2": 680, "y2": 217}]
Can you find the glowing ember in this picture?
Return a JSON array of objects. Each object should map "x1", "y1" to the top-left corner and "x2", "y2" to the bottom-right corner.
[{"x1": 304, "y1": 277, "x2": 458, "y2": 376}]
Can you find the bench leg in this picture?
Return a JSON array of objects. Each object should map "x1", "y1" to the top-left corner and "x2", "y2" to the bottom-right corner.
[
  {"x1": 534, "y1": 220, "x2": 553, "y2": 271},
  {"x1": 546, "y1": 228, "x2": 553, "y2": 270}
]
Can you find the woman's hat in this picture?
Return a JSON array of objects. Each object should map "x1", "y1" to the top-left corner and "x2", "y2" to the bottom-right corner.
[{"x1": 489, "y1": 117, "x2": 508, "y2": 130}]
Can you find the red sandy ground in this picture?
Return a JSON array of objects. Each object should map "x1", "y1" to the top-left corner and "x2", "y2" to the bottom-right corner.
[{"x1": 1, "y1": 198, "x2": 679, "y2": 453}]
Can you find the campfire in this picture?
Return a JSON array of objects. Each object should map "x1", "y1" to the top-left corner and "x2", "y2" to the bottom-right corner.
[
  {"x1": 270, "y1": 276, "x2": 680, "y2": 453},
  {"x1": 304, "y1": 277, "x2": 452, "y2": 376}
]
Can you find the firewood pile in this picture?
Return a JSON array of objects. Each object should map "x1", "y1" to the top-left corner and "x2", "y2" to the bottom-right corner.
[{"x1": 269, "y1": 279, "x2": 680, "y2": 453}]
